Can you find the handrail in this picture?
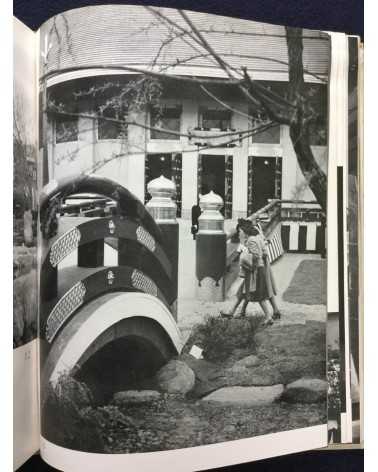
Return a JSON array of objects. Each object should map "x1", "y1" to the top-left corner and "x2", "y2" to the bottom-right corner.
[
  {"x1": 247, "y1": 199, "x2": 280, "y2": 221},
  {"x1": 226, "y1": 199, "x2": 281, "y2": 242}
]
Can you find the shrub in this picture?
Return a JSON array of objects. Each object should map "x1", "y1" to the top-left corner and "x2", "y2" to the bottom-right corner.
[
  {"x1": 42, "y1": 374, "x2": 104, "y2": 452},
  {"x1": 187, "y1": 316, "x2": 259, "y2": 363},
  {"x1": 42, "y1": 374, "x2": 136, "y2": 453}
]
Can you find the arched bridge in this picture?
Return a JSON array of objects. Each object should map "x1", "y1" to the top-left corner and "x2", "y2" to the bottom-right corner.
[{"x1": 39, "y1": 175, "x2": 182, "y2": 400}]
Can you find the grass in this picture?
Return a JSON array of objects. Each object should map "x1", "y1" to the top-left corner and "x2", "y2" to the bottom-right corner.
[{"x1": 282, "y1": 259, "x2": 326, "y2": 305}]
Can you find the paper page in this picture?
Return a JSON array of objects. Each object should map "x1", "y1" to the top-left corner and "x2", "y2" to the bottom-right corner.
[
  {"x1": 346, "y1": 36, "x2": 362, "y2": 445},
  {"x1": 13, "y1": 17, "x2": 40, "y2": 470},
  {"x1": 38, "y1": 5, "x2": 329, "y2": 470}
]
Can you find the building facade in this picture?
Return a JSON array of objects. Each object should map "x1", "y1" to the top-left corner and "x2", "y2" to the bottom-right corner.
[{"x1": 42, "y1": 5, "x2": 329, "y2": 220}]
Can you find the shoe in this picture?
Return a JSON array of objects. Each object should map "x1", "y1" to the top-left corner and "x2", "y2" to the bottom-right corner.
[
  {"x1": 262, "y1": 317, "x2": 274, "y2": 326},
  {"x1": 220, "y1": 310, "x2": 233, "y2": 319},
  {"x1": 272, "y1": 311, "x2": 282, "y2": 320}
]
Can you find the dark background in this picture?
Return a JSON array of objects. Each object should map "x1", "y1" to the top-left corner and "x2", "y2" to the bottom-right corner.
[
  {"x1": 14, "y1": 0, "x2": 363, "y2": 38},
  {"x1": 14, "y1": 0, "x2": 363, "y2": 470}
]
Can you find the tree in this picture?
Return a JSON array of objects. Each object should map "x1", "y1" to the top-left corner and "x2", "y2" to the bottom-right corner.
[
  {"x1": 13, "y1": 91, "x2": 37, "y2": 214},
  {"x1": 41, "y1": 7, "x2": 328, "y2": 212}
]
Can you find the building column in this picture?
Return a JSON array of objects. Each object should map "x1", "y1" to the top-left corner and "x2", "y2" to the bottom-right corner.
[
  {"x1": 232, "y1": 147, "x2": 248, "y2": 219},
  {"x1": 231, "y1": 102, "x2": 249, "y2": 219},
  {"x1": 181, "y1": 151, "x2": 198, "y2": 219}
]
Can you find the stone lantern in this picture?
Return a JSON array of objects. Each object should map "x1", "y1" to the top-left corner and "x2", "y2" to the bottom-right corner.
[
  {"x1": 198, "y1": 190, "x2": 224, "y2": 234},
  {"x1": 196, "y1": 191, "x2": 226, "y2": 302},
  {"x1": 146, "y1": 175, "x2": 177, "y2": 223},
  {"x1": 146, "y1": 175, "x2": 178, "y2": 320}
]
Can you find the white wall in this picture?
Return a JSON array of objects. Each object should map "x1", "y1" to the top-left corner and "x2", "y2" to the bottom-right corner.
[{"x1": 280, "y1": 126, "x2": 327, "y2": 202}]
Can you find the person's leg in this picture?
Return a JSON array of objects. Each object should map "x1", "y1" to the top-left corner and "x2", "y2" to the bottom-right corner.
[
  {"x1": 259, "y1": 299, "x2": 273, "y2": 325},
  {"x1": 221, "y1": 292, "x2": 243, "y2": 317},
  {"x1": 239, "y1": 296, "x2": 249, "y2": 316},
  {"x1": 269, "y1": 295, "x2": 282, "y2": 319}
]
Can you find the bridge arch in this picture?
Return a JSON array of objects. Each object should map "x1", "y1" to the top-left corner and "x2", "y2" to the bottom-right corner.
[{"x1": 43, "y1": 292, "x2": 183, "y2": 391}]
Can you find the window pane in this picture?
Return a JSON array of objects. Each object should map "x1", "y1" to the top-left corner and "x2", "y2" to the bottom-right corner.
[
  {"x1": 55, "y1": 116, "x2": 78, "y2": 143},
  {"x1": 98, "y1": 118, "x2": 123, "y2": 140},
  {"x1": 151, "y1": 107, "x2": 181, "y2": 140},
  {"x1": 201, "y1": 109, "x2": 231, "y2": 130}
]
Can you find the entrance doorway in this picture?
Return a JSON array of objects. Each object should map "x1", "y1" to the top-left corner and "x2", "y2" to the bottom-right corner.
[
  {"x1": 145, "y1": 153, "x2": 182, "y2": 216},
  {"x1": 248, "y1": 156, "x2": 282, "y2": 214},
  {"x1": 198, "y1": 155, "x2": 233, "y2": 218}
]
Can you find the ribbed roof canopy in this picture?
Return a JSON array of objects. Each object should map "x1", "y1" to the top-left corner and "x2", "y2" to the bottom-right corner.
[{"x1": 40, "y1": 5, "x2": 330, "y2": 85}]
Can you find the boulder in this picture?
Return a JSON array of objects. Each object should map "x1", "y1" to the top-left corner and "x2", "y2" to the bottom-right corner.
[
  {"x1": 281, "y1": 378, "x2": 327, "y2": 403},
  {"x1": 113, "y1": 390, "x2": 161, "y2": 405},
  {"x1": 180, "y1": 353, "x2": 225, "y2": 382},
  {"x1": 202, "y1": 385, "x2": 284, "y2": 406},
  {"x1": 232, "y1": 355, "x2": 260, "y2": 369},
  {"x1": 156, "y1": 360, "x2": 195, "y2": 394}
]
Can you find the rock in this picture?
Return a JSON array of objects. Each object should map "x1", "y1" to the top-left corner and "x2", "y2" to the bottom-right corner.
[
  {"x1": 202, "y1": 385, "x2": 284, "y2": 406},
  {"x1": 179, "y1": 353, "x2": 225, "y2": 382},
  {"x1": 156, "y1": 360, "x2": 195, "y2": 394},
  {"x1": 281, "y1": 378, "x2": 327, "y2": 403},
  {"x1": 226, "y1": 368, "x2": 283, "y2": 387},
  {"x1": 233, "y1": 355, "x2": 260, "y2": 369},
  {"x1": 229, "y1": 365, "x2": 248, "y2": 375},
  {"x1": 113, "y1": 390, "x2": 161, "y2": 405},
  {"x1": 189, "y1": 377, "x2": 229, "y2": 399}
]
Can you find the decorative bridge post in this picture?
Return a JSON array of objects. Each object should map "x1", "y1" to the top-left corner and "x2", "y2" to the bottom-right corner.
[
  {"x1": 196, "y1": 191, "x2": 226, "y2": 302},
  {"x1": 146, "y1": 175, "x2": 179, "y2": 320}
]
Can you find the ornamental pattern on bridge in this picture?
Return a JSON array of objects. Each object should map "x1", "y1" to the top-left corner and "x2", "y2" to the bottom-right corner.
[
  {"x1": 46, "y1": 280, "x2": 87, "y2": 342},
  {"x1": 49, "y1": 227, "x2": 81, "y2": 268},
  {"x1": 136, "y1": 226, "x2": 156, "y2": 252},
  {"x1": 131, "y1": 269, "x2": 158, "y2": 297}
]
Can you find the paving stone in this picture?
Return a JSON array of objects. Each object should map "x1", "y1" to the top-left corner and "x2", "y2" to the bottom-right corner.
[{"x1": 202, "y1": 385, "x2": 284, "y2": 406}]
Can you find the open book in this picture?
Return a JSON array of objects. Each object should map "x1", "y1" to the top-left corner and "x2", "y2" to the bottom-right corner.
[{"x1": 13, "y1": 5, "x2": 363, "y2": 471}]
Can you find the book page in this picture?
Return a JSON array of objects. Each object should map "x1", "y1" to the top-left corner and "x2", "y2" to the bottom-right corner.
[
  {"x1": 13, "y1": 17, "x2": 39, "y2": 470},
  {"x1": 38, "y1": 5, "x2": 330, "y2": 470}
]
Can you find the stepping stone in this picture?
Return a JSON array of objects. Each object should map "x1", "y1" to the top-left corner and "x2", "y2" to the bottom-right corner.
[{"x1": 201, "y1": 385, "x2": 284, "y2": 406}]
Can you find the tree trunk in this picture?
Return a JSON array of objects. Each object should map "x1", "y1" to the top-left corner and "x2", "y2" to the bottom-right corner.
[{"x1": 286, "y1": 27, "x2": 327, "y2": 212}]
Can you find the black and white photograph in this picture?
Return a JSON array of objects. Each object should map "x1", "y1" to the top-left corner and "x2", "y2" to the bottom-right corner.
[
  {"x1": 38, "y1": 5, "x2": 329, "y2": 455},
  {"x1": 13, "y1": 19, "x2": 38, "y2": 348}
]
